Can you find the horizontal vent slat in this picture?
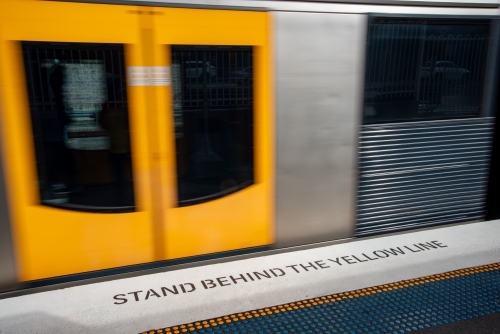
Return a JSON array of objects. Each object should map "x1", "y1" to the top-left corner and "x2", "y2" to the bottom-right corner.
[
  {"x1": 358, "y1": 196, "x2": 484, "y2": 219},
  {"x1": 357, "y1": 211, "x2": 484, "y2": 231},
  {"x1": 360, "y1": 167, "x2": 487, "y2": 182},
  {"x1": 357, "y1": 204, "x2": 484, "y2": 227},
  {"x1": 359, "y1": 174, "x2": 487, "y2": 190},
  {"x1": 361, "y1": 127, "x2": 493, "y2": 139},
  {"x1": 361, "y1": 151, "x2": 489, "y2": 164},
  {"x1": 358, "y1": 184, "x2": 487, "y2": 199},
  {"x1": 361, "y1": 136, "x2": 492, "y2": 148},
  {"x1": 361, "y1": 132, "x2": 493, "y2": 143},
  {"x1": 360, "y1": 163, "x2": 487, "y2": 175},
  {"x1": 358, "y1": 199, "x2": 484, "y2": 222},
  {"x1": 355, "y1": 215, "x2": 483, "y2": 236},
  {"x1": 361, "y1": 154, "x2": 489, "y2": 169},
  {"x1": 361, "y1": 142, "x2": 491, "y2": 156},
  {"x1": 358, "y1": 191, "x2": 484, "y2": 212}
]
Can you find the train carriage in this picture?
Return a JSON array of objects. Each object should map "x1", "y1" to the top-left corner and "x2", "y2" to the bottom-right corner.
[{"x1": 0, "y1": 0, "x2": 499, "y2": 290}]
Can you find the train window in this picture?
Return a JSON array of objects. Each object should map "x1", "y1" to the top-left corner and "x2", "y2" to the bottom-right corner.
[
  {"x1": 364, "y1": 18, "x2": 491, "y2": 124},
  {"x1": 172, "y1": 47, "x2": 254, "y2": 206},
  {"x1": 22, "y1": 43, "x2": 134, "y2": 212}
]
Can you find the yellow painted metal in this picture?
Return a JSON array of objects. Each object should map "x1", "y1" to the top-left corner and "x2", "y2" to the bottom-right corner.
[
  {"x1": 0, "y1": 0, "x2": 156, "y2": 280},
  {"x1": 0, "y1": 0, "x2": 274, "y2": 280},
  {"x1": 153, "y1": 8, "x2": 275, "y2": 259},
  {"x1": 138, "y1": 12, "x2": 168, "y2": 261}
]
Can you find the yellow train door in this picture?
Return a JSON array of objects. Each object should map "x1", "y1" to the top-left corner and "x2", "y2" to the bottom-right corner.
[
  {"x1": 0, "y1": 0, "x2": 158, "y2": 281},
  {"x1": 0, "y1": 0, "x2": 273, "y2": 281},
  {"x1": 149, "y1": 8, "x2": 274, "y2": 259}
]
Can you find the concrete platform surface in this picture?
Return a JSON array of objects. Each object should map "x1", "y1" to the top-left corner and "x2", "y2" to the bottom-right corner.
[{"x1": 0, "y1": 220, "x2": 499, "y2": 333}]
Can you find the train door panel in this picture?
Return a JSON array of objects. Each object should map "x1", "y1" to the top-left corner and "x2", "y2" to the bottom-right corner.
[
  {"x1": 0, "y1": 0, "x2": 156, "y2": 280},
  {"x1": 152, "y1": 8, "x2": 274, "y2": 259}
]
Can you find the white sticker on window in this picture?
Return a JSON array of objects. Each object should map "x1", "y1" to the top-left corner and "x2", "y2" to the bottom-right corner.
[{"x1": 128, "y1": 66, "x2": 170, "y2": 86}]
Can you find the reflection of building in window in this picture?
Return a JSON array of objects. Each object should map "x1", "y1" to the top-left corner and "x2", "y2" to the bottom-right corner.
[{"x1": 62, "y1": 60, "x2": 109, "y2": 151}]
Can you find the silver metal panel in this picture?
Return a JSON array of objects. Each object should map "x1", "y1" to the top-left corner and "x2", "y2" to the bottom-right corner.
[
  {"x1": 274, "y1": 12, "x2": 366, "y2": 247},
  {"x1": 357, "y1": 118, "x2": 494, "y2": 236},
  {"x1": 0, "y1": 103, "x2": 17, "y2": 290}
]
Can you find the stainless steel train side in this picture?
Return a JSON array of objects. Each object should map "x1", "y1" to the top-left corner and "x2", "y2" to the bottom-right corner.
[
  {"x1": 273, "y1": 3, "x2": 500, "y2": 246},
  {"x1": 274, "y1": 11, "x2": 366, "y2": 247}
]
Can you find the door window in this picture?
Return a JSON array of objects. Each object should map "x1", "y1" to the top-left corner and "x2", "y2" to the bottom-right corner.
[
  {"x1": 364, "y1": 19, "x2": 491, "y2": 124},
  {"x1": 22, "y1": 42, "x2": 134, "y2": 212},
  {"x1": 172, "y1": 47, "x2": 254, "y2": 206}
]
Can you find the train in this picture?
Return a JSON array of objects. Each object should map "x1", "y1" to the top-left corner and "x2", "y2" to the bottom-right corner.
[{"x1": 1, "y1": 0, "x2": 499, "y2": 291}]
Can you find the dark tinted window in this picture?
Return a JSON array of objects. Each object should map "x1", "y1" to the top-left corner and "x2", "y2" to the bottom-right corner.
[
  {"x1": 172, "y1": 47, "x2": 254, "y2": 206},
  {"x1": 364, "y1": 18, "x2": 491, "y2": 124},
  {"x1": 22, "y1": 43, "x2": 134, "y2": 212}
]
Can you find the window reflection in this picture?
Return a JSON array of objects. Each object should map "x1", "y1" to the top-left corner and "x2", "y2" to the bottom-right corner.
[
  {"x1": 364, "y1": 19, "x2": 490, "y2": 124},
  {"x1": 22, "y1": 43, "x2": 134, "y2": 211},
  {"x1": 172, "y1": 47, "x2": 254, "y2": 205}
]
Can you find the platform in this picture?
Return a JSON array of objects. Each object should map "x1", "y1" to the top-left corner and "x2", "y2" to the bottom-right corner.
[{"x1": 0, "y1": 219, "x2": 499, "y2": 333}]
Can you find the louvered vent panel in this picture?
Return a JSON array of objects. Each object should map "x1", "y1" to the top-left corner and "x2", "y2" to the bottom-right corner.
[{"x1": 356, "y1": 118, "x2": 494, "y2": 236}]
